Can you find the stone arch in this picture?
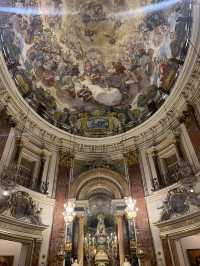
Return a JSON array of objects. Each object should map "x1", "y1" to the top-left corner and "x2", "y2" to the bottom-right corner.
[{"x1": 70, "y1": 168, "x2": 129, "y2": 200}]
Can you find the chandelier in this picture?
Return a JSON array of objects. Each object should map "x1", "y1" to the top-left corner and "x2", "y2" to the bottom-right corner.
[
  {"x1": 125, "y1": 196, "x2": 138, "y2": 220},
  {"x1": 63, "y1": 199, "x2": 75, "y2": 224}
]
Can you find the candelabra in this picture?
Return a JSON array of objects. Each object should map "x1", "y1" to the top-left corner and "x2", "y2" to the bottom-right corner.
[
  {"x1": 84, "y1": 233, "x2": 96, "y2": 266},
  {"x1": 107, "y1": 232, "x2": 118, "y2": 266},
  {"x1": 84, "y1": 231, "x2": 118, "y2": 266},
  {"x1": 125, "y1": 196, "x2": 138, "y2": 220}
]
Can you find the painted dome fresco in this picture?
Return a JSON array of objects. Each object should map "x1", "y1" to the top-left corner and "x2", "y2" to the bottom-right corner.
[{"x1": 0, "y1": 0, "x2": 192, "y2": 137}]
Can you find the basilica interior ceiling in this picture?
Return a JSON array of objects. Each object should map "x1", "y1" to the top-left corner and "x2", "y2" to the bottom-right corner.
[{"x1": 0, "y1": 0, "x2": 191, "y2": 137}]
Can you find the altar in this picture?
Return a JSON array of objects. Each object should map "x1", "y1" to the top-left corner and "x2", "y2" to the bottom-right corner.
[{"x1": 63, "y1": 193, "x2": 139, "y2": 266}]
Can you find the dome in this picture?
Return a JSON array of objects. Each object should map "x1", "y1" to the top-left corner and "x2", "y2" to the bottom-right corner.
[{"x1": 0, "y1": 0, "x2": 192, "y2": 137}]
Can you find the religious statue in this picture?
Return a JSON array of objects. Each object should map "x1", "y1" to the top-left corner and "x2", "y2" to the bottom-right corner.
[
  {"x1": 94, "y1": 214, "x2": 109, "y2": 266},
  {"x1": 123, "y1": 257, "x2": 131, "y2": 266},
  {"x1": 71, "y1": 259, "x2": 79, "y2": 266},
  {"x1": 96, "y1": 214, "x2": 107, "y2": 236}
]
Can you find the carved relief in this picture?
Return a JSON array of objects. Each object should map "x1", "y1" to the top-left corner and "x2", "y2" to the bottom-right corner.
[
  {"x1": 0, "y1": 191, "x2": 43, "y2": 225},
  {"x1": 159, "y1": 186, "x2": 200, "y2": 222}
]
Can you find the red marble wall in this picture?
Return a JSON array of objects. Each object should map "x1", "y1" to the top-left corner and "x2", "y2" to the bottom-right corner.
[
  {"x1": 128, "y1": 162, "x2": 156, "y2": 265},
  {"x1": 48, "y1": 158, "x2": 70, "y2": 266}
]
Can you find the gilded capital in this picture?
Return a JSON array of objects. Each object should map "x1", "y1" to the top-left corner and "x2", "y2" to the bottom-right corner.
[
  {"x1": 59, "y1": 150, "x2": 74, "y2": 167},
  {"x1": 124, "y1": 151, "x2": 139, "y2": 166}
]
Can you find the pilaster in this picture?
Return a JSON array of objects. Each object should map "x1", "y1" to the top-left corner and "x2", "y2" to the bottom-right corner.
[
  {"x1": 116, "y1": 213, "x2": 125, "y2": 266},
  {"x1": 48, "y1": 151, "x2": 72, "y2": 266},
  {"x1": 77, "y1": 215, "x2": 85, "y2": 266},
  {"x1": 126, "y1": 151, "x2": 156, "y2": 266}
]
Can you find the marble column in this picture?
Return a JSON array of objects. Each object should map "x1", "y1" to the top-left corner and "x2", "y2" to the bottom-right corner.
[
  {"x1": 36, "y1": 153, "x2": 45, "y2": 192},
  {"x1": 41, "y1": 152, "x2": 50, "y2": 184},
  {"x1": 116, "y1": 214, "x2": 125, "y2": 266},
  {"x1": 152, "y1": 150, "x2": 165, "y2": 187},
  {"x1": 140, "y1": 150, "x2": 153, "y2": 195},
  {"x1": 77, "y1": 215, "x2": 85, "y2": 266},
  {"x1": 147, "y1": 151, "x2": 160, "y2": 190},
  {"x1": 126, "y1": 151, "x2": 156, "y2": 266},
  {"x1": 48, "y1": 151, "x2": 71, "y2": 266},
  {"x1": 48, "y1": 150, "x2": 58, "y2": 197}
]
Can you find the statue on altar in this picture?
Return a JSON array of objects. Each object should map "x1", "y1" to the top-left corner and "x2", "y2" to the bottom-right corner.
[
  {"x1": 71, "y1": 259, "x2": 79, "y2": 266},
  {"x1": 123, "y1": 258, "x2": 131, "y2": 266},
  {"x1": 94, "y1": 214, "x2": 109, "y2": 266},
  {"x1": 96, "y1": 214, "x2": 107, "y2": 236}
]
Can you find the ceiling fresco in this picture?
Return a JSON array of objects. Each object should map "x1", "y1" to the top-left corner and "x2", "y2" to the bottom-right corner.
[{"x1": 0, "y1": 0, "x2": 192, "y2": 137}]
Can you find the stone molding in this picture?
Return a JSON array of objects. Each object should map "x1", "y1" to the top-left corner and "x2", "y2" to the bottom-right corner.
[
  {"x1": 0, "y1": 5, "x2": 199, "y2": 157},
  {"x1": 0, "y1": 214, "x2": 48, "y2": 238},
  {"x1": 155, "y1": 210, "x2": 200, "y2": 239}
]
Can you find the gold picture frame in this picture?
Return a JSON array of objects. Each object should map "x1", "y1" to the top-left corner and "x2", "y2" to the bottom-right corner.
[
  {"x1": 0, "y1": 256, "x2": 14, "y2": 266},
  {"x1": 187, "y1": 249, "x2": 200, "y2": 266}
]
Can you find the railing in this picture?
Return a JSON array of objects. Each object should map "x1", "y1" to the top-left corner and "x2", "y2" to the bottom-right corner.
[
  {"x1": 151, "y1": 159, "x2": 196, "y2": 192},
  {"x1": 17, "y1": 165, "x2": 34, "y2": 188},
  {"x1": 16, "y1": 165, "x2": 48, "y2": 194},
  {"x1": 152, "y1": 165, "x2": 181, "y2": 191}
]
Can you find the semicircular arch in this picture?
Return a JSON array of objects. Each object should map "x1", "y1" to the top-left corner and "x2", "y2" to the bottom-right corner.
[{"x1": 70, "y1": 168, "x2": 129, "y2": 200}]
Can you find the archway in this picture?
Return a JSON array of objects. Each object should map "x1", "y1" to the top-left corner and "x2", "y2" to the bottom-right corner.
[
  {"x1": 67, "y1": 168, "x2": 131, "y2": 266},
  {"x1": 70, "y1": 167, "x2": 129, "y2": 200}
]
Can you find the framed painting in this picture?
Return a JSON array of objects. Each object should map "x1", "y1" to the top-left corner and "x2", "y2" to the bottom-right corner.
[
  {"x1": 0, "y1": 256, "x2": 14, "y2": 266},
  {"x1": 187, "y1": 249, "x2": 200, "y2": 266}
]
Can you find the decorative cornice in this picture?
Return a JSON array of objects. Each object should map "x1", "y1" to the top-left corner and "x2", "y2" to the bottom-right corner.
[
  {"x1": 0, "y1": 214, "x2": 48, "y2": 236},
  {"x1": 154, "y1": 210, "x2": 200, "y2": 239}
]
